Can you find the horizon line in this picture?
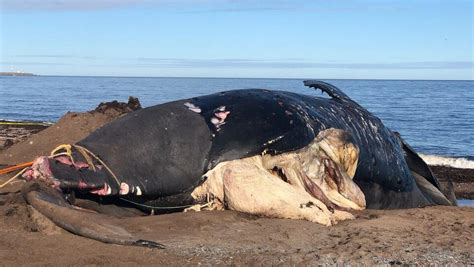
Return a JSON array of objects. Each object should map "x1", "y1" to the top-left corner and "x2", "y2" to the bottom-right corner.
[
  {"x1": 0, "y1": 71, "x2": 474, "y2": 81},
  {"x1": 3, "y1": 74, "x2": 473, "y2": 82}
]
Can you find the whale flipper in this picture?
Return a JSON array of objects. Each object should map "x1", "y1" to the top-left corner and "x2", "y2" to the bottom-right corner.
[
  {"x1": 23, "y1": 182, "x2": 166, "y2": 248},
  {"x1": 393, "y1": 131, "x2": 456, "y2": 206}
]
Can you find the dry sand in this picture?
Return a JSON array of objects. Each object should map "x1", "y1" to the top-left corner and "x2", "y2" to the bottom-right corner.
[{"x1": 0, "y1": 100, "x2": 472, "y2": 265}]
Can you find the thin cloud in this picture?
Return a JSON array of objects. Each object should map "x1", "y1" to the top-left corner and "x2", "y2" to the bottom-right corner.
[
  {"x1": 1, "y1": 0, "x2": 150, "y2": 11},
  {"x1": 132, "y1": 58, "x2": 473, "y2": 69},
  {"x1": 15, "y1": 54, "x2": 99, "y2": 60},
  {"x1": 15, "y1": 54, "x2": 74, "y2": 58},
  {"x1": 1, "y1": 0, "x2": 408, "y2": 13},
  {"x1": 0, "y1": 61, "x2": 70, "y2": 66},
  {"x1": 179, "y1": 6, "x2": 296, "y2": 14},
  {"x1": 135, "y1": 57, "x2": 304, "y2": 63},
  {"x1": 1, "y1": 0, "x2": 241, "y2": 11}
]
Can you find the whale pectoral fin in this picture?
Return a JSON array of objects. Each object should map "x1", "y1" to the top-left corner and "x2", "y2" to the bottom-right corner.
[
  {"x1": 397, "y1": 133, "x2": 440, "y2": 188},
  {"x1": 220, "y1": 158, "x2": 353, "y2": 226},
  {"x1": 303, "y1": 80, "x2": 357, "y2": 104},
  {"x1": 22, "y1": 182, "x2": 165, "y2": 248},
  {"x1": 412, "y1": 172, "x2": 452, "y2": 206},
  {"x1": 394, "y1": 132, "x2": 457, "y2": 205}
]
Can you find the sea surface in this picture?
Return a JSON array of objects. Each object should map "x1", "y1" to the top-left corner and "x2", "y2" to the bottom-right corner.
[{"x1": 1, "y1": 76, "x2": 473, "y2": 167}]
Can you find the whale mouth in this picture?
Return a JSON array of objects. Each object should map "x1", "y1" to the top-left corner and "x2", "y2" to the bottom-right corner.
[
  {"x1": 193, "y1": 128, "x2": 366, "y2": 226},
  {"x1": 262, "y1": 128, "x2": 366, "y2": 212},
  {"x1": 22, "y1": 154, "x2": 117, "y2": 196}
]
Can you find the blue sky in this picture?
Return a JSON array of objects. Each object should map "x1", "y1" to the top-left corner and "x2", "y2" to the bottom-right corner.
[{"x1": 1, "y1": 0, "x2": 472, "y2": 79}]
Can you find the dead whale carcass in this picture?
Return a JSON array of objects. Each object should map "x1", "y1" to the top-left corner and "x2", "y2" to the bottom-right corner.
[{"x1": 19, "y1": 80, "x2": 454, "y2": 247}]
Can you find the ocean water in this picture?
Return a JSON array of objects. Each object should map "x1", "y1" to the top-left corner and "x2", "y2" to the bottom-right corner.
[
  {"x1": 457, "y1": 199, "x2": 474, "y2": 207},
  {"x1": 0, "y1": 76, "x2": 473, "y2": 166}
]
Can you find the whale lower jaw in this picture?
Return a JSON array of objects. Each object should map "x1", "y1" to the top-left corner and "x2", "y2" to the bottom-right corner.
[{"x1": 191, "y1": 128, "x2": 366, "y2": 226}]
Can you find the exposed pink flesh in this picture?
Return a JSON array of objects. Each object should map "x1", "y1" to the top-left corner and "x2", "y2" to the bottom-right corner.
[
  {"x1": 301, "y1": 173, "x2": 336, "y2": 212},
  {"x1": 23, "y1": 168, "x2": 34, "y2": 179},
  {"x1": 90, "y1": 184, "x2": 111, "y2": 196},
  {"x1": 23, "y1": 156, "x2": 53, "y2": 181},
  {"x1": 215, "y1": 111, "x2": 230, "y2": 120},
  {"x1": 78, "y1": 181, "x2": 89, "y2": 189},
  {"x1": 73, "y1": 162, "x2": 90, "y2": 170},
  {"x1": 22, "y1": 156, "x2": 60, "y2": 189},
  {"x1": 22, "y1": 156, "x2": 107, "y2": 194},
  {"x1": 55, "y1": 156, "x2": 73, "y2": 166},
  {"x1": 54, "y1": 156, "x2": 90, "y2": 170}
]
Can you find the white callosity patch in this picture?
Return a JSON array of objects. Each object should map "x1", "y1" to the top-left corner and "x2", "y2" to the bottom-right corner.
[
  {"x1": 135, "y1": 186, "x2": 142, "y2": 196},
  {"x1": 116, "y1": 182, "x2": 143, "y2": 196},
  {"x1": 183, "y1": 102, "x2": 201, "y2": 113},
  {"x1": 191, "y1": 128, "x2": 366, "y2": 226},
  {"x1": 263, "y1": 135, "x2": 285, "y2": 146},
  {"x1": 119, "y1": 182, "x2": 129, "y2": 195}
]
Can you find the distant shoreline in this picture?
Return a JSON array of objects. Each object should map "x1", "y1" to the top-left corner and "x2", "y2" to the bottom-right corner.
[{"x1": 0, "y1": 72, "x2": 36, "y2": 77}]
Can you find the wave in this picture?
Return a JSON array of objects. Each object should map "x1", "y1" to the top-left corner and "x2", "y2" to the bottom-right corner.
[{"x1": 420, "y1": 154, "x2": 474, "y2": 169}]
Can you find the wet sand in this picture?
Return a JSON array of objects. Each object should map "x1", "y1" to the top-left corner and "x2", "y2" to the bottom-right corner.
[
  {"x1": 0, "y1": 101, "x2": 472, "y2": 264},
  {"x1": 0, "y1": 120, "x2": 49, "y2": 150}
]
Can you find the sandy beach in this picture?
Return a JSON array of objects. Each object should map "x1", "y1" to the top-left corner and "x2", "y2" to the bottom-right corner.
[{"x1": 0, "y1": 101, "x2": 473, "y2": 265}]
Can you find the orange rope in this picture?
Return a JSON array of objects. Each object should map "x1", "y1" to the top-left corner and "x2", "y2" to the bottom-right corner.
[{"x1": 0, "y1": 161, "x2": 34, "y2": 175}]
